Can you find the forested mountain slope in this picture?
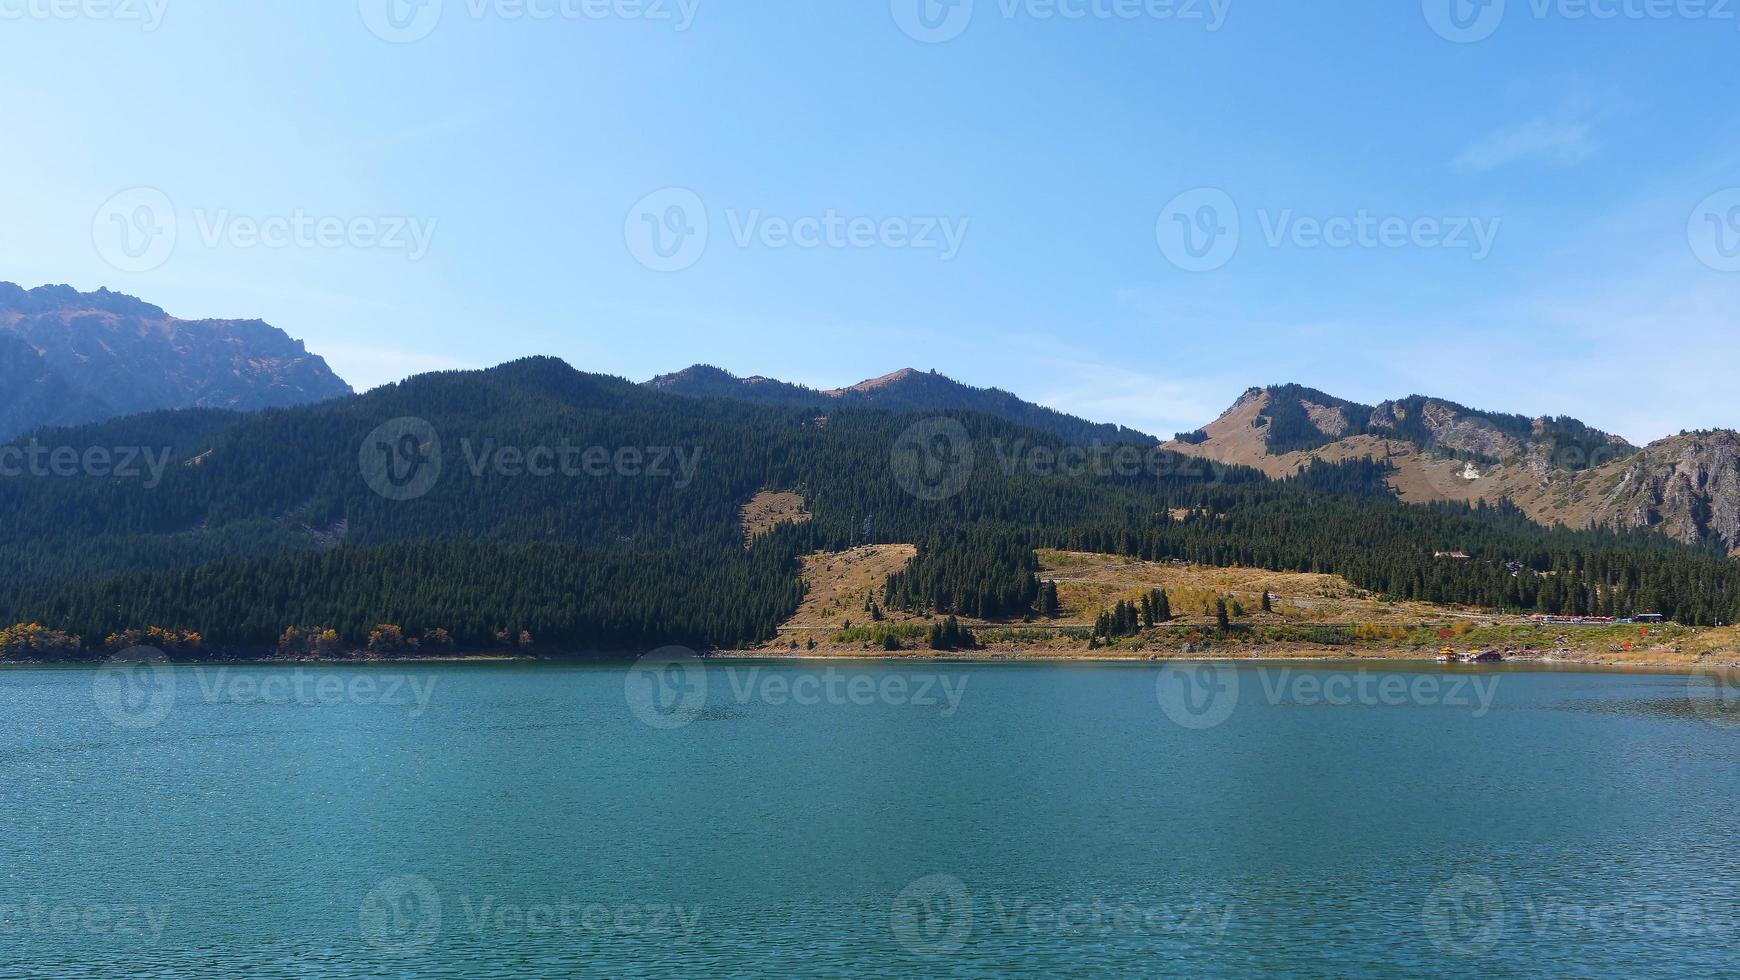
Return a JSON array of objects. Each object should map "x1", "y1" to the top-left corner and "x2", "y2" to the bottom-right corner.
[
  {"x1": 648, "y1": 364, "x2": 1154, "y2": 445},
  {"x1": 3, "y1": 359, "x2": 1738, "y2": 656}
]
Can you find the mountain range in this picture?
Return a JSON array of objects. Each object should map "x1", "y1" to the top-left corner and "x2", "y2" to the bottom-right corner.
[
  {"x1": 0, "y1": 283, "x2": 352, "y2": 442},
  {"x1": 8, "y1": 356, "x2": 1740, "y2": 655},
  {"x1": 0, "y1": 280, "x2": 1733, "y2": 647},
  {"x1": 1163, "y1": 384, "x2": 1740, "y2": 555}
]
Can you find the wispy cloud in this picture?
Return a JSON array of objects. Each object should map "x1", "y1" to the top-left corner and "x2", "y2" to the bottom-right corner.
[
  {"x1": 1453, "y1": 84, "x2": 1610, "y2": 174},
  {"x1": 1453, "y1": 116, "x2": 1599, "y2": 174}
]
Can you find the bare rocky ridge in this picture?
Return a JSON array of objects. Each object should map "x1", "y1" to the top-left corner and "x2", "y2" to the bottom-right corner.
[
  {"x1": 1169, "y1": 386, "x2": 1740, "y2": 554},
  {"x1": 0, "y1": 282, "x2": 352, "y2": 441}
]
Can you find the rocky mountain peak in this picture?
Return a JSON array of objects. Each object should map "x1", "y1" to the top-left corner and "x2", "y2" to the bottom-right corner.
[{"x1": 0, "y1": 282, "x2": 351, "y2": 442}]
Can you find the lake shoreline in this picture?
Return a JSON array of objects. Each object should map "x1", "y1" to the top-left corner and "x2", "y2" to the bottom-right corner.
[{"x1": 3, "y1": 646, "x2": 1735, "y2": 673}]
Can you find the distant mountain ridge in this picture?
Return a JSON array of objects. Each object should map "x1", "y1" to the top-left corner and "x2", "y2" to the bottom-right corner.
[
  {"x1": 1168, "y1": 384, "x2": 1740, "y2": 554},
  {"x1": 0, "y1": 282, "x2": 352, "y2": 442},
  {"x1": 647, "y1": 364, "x2": 1155, "y2": 445}
]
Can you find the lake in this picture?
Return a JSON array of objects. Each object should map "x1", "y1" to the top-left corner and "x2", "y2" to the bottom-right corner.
[{"x1": 2, "y1": 658, "x2": 1737, "y2": 977}]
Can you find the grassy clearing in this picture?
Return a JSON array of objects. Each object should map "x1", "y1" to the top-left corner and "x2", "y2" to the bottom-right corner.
[{"x1": 762, "y1": 547, "x2": 1740, "y2": 666}]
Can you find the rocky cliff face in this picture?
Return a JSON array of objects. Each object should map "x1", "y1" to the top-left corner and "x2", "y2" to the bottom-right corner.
[
  {"x1": 1602, "y1": 432, "x2": 1740, "y2": 553},
  {"x1": 0, "y1": 283, "x2": 352, "y2": 441},
  {"x1": 1371, "y1": 398, "x2": 1528, "y2": 461},
  {"x1": 1167, "y1": 385, "x2": 1740, "y2": 555}
]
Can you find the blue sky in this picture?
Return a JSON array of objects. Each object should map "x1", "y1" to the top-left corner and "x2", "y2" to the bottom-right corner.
[{"x1": 3, "y1": 0, "x2": 1739, "y2": 443}]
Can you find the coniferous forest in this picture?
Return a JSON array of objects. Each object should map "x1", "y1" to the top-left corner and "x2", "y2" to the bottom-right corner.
[{"x1": 3, "y1": 357, "x2": 1738, "y2": 657}]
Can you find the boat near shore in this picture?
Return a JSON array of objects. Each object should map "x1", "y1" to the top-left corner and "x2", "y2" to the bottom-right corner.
[{"x1": 1437, "y1": 648, "x2": 1507, "y2": 663}]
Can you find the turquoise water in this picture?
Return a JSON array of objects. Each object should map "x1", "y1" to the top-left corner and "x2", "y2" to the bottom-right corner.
[{"x1": 2, "y1": 659, "x2": 1737, "y2": 977}]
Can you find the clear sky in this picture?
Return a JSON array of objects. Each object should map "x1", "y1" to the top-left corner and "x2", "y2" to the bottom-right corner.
[{"x1": 3, "y1": 0, "x2": 1739, "y2": 443}]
